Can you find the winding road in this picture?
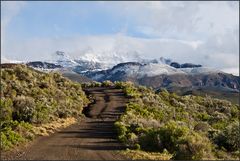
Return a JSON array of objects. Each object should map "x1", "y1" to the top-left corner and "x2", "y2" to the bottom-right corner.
[{"x1": 3, "y1": 87, "x2": 129, "y2": 160}]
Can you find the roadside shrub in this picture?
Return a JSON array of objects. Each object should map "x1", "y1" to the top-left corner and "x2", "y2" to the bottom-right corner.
[
  {"x1": 14, "y1": 121, "x2": 35, "y2": 140},
  {"x1": 175, "y1": 132, "x2": 214, "y2": 160},
  {"x1": 114, "y1": 121, "x2": 128, "y2": 142},
  {"x1": 214, "y1": 121, "x2": 239, "y2": 151},
  {"x1": 133, "y1": 143, "x2": 141, "y2": 150},
  {"x1": 1, "y1": 127, "x2": 25, "y2": 150},
  {"x1": 139, "y1": 129, "x2": 162, "y2": 152},
  {"x1": 0, "y1": 98, "x2": 13, "y2": 122},
  {"x1": 114, "y1": 81, "x2": 125, "y2": 89},
  {"x1": 194, "y1": 122, "x2": 210, "y2": 132},
  {"x1": 138, "y1": 121, "x2": 190, "y2": 153},
  {"x1": 197, "y1": 112, "x2": 211, "y2": 121},
  {"x1": 33, "y1": 102, "x2": 51, "y2": 124},
  {"x1": 158, "y1": 121, "x2": 190, "y2": 153},
  {"x1": 102, "y1": 80, "x2": 114, "y2": 87},
  {"x1": 92, "y1": 81, "x2": 102, "y2": 87},
  {"x1": 12, "y1": 96, "x2": 36, "y2": 123},
  {"x1": 1, "y1": 132, "x2": 12, "y2": 150},
  {"x1": 126, "y1": 132, "x2": 138, "y2": 146}
]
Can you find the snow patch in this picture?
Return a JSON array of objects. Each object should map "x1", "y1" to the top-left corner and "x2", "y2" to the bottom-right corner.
[
  {"x1": 180, "y1": 67, "x2": 221, "y2": 74},
  {"x1": 138, "y1": 64, "x2": 185, "y2": 77}
]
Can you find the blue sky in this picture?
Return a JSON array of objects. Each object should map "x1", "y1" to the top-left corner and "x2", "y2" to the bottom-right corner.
[
  {"x1": 1, "y1": 1, "x2": 239, "y2": 75},
  {"x1": 3, "y1": 1, "x2": 148, "y2": 39}
]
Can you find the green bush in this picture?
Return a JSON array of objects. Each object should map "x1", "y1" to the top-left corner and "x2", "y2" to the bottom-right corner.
[
  {"x1": 139, "y1": 129, "x2": 162, "y2": 152},
  {"x1": 214, "y1": 121, "x2": 239, "y2": 151},
  {"x1": 33, "y1": 102, "x2": 51, "y2": 124},
  {"x1": 1, "y1": 127, "x2": 25, "y2": 150},
  {"x1": 194, "y1": 122, "x2": 210, "y2": 132},
  {"x1": 133, "y1": 143, "x2": 141, "y2": 150},
  {"x1": 175, "y1": 132, "x2": 214, "y2": 160},
  {"x1": 81, "y1": 81, "x2": 102, "y2": 88},
  {"x1": 1, "y1": 132, "x2": 12, "y2": 150},
  {"x1": 102, "y1": 80, "x2": 114, "y2": 87},
  {"x1": 197, "y1": 112, "x2": 211, "y2": 121},
  {"x1": 114, "y1": 121, "x2": 128, "y2": 142},
  {"x1": 12, "y1": 96, "x2": 36, "y2": 123},
  {"x1": 0, "y1": 98, "x2": 13, "y2": 122},
  {"x1": 138, "y1": 121, "x2": 188, "y2": 153}
]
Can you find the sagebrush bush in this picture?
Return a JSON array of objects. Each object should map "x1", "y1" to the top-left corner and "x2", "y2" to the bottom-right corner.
[
  {"x1": 175, "y1": 132, "x2": 214, "y2": 160},
  {"x1": 214, "y1": 121, "x2": 240, "y2": 151},
  {"x1": 102, "y1": 80, "x2": 114, "y2": 87},
  {"x1": 12, "y1": 96, "x2": 36, "y2": 123},
  {"x1": 0, "y1": 98, "x2": 13, "y2": 122},
  {"x1": 1, "y1": 127, "x2": 25, "y2": 150}
]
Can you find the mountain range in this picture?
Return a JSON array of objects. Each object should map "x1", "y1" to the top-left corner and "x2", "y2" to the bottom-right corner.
[{"x1": 12, "y1": 51, "x2": 240, "y2": 103}]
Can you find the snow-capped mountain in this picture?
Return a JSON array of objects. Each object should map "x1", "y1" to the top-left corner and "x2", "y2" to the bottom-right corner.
[
  {"x1": 50, "y1": 51, "x2": 79, "y2": 68},
  {"x1": 49, "y1": 50, "x2": 136, "y2": 71},
  {"x1": 47, "y1": 51, "x2": 198, "y2": 73},
  {"x1": 106, "y1": 62, "x2": 186, "y2": 78},
  {"x1": 12, "y1": 50, "x2": 227, "y2": 79},
  {"x1": 82, "y1": 62, "x2": 239, "y2": 94},
  {"x1": 29, "y1": 50, "x2": 204, "y2": 73},
  {"x1": 3, "y1": 50, "x2": 239, "y2": 103},
  {"x1": 77, "y1": 48, "x2": 144, "y2": 69},
  {"x1": 26, "y1": 61, "x2": 62, "y2": 72},
  {"x1": 83, "y1": 62, "x2": 222, "y2": 80},
  {"x1": 25, "y1": 51, "x2": 234, "y2": 86}
]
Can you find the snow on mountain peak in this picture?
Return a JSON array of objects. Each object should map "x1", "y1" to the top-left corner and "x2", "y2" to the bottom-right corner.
[
  {"x1": 51, "y1": 51, "x2": 78, "y2": 67},
  {"x1": 138, "y1": 63, "x2": 185, "y2": 77},
  {"x1": 48, "y1": 50, "x2": 223, "y2": 77},
  {"x1": 79, "y1": 49, "x2": 143, "y2": 67},
  {"x1": 103, "y1": 62, "x2": 185, "y2": 78},
  {"x1": 180, "y1": 67, "x2": 221, "y2": 74}
]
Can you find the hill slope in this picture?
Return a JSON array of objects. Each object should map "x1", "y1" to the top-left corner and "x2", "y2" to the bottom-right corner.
[
  {"x1": 113, "y1": 82, "x2": 239, "y2": 160},
  {"x1": 0, "y1": 64, "x2": 89, "y2": 150}
]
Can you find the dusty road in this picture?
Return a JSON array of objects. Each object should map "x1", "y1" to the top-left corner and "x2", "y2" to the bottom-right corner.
[{"x1": 3, "y1": 87, "x2": 129, "y2": 160}]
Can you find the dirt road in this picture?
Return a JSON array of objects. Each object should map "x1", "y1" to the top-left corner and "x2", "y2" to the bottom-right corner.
[{"x1": 4, "y1": 87, "x2": 129, "y2": 160}]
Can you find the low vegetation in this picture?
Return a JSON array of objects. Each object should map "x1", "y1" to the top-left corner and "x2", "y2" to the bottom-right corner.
[
  {"x1": 1, "y1": 64, "x2": 89, "y2": 150},
  {"x1": 1, "y1": 66, "x2": 239, "y2": 160},
  {"x1": 122, "y1": 148, "x2": 173, "y2": 160},
  {"x1": 112, "y1": 81, "x2": 239, "y2": 160}
]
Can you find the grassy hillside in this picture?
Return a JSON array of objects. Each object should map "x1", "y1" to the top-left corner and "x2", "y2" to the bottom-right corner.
[
  {"x1": 113, "y1": 81, "x2": 239, "y2": 160},
  {"x1": 62, "y1": 72, "x2": 93, "y2": 83},
  {"x1": 163, "y1": 86, "x2": 239, "y2": 104},
  {"x1": 0, "y1": 64, "x2": 89, "y2": 150}
]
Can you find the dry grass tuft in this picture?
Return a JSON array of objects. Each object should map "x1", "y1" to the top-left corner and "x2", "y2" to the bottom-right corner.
[
  {"x1": 122, "y1": 149, "x2": 173, "y2": 160},
  {"x1": 33, "y1": 117, "x2": 76, "y2": 136}
]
